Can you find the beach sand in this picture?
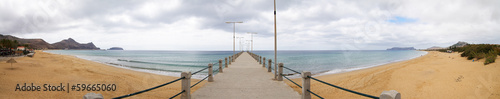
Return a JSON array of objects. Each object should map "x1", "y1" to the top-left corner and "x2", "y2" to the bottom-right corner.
[
  {"x1": 0, "y1": 51, "x2": 205, "y2": 99},
  {"x1": 285, "y1": 51, "x2": 500, "y2": 99}
]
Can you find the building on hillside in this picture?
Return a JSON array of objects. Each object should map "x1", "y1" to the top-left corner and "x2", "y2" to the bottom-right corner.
[{"x1": 17, "y1": 46, "x2": 25, "y2": 50}]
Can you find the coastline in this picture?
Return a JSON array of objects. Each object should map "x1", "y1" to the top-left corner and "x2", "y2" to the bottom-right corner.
[
  {"x1": 45, "y1": 50, "x2": 427, "y2": 79},
  {"x1": 43, "y1": 50, "x2": 218, "y2": 79},
  {"x1": 314, "y1": 51, "x2": 428, "y2": 77},
  {"x1": 0, "y1": 51, "x2": 205, "y2": 98},
  {"x1": 285, "y1": 51, "x2": 500, "y2": 99}
]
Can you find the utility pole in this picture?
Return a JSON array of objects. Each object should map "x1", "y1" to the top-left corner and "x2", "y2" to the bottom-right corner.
[
  {"x1": 236, "y1": 37, "x2": 244, "y2": 51},
  {"x1": 246, "y1": 40, "x2": 251, "y2": 51},
  {"x1": 273, "y1": 0, "x2": 278, "y2": 71},
  {"x1": 225, "y1": 21, "x2": 243, "y2": 55},
  {"x1": 247, "y1": 32, "x2": 257, "y2": 52}
]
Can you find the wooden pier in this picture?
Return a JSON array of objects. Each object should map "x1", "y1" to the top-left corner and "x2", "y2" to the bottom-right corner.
[{"x1": 192, "y1": 52, "x2": 300, "y2": 99}]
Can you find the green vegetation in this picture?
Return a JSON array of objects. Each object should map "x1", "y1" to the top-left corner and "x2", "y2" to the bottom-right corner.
[
  {"x1": 0, "y1": 39, "x2": 19, "y2": 48},
  {"x1": 485, "y1": 50, "x2": 497, "y2": 65},
  {"x1": 0, "y1": 39, "x2": 32, "y2": 56},
  {"x1": 445, "y1": 44, "x2": 499, "y2": 65}
]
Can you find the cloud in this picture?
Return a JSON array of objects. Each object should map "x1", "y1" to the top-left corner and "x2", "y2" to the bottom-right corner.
[{"x1": 0, "y1": 0, "x2": 499, "y2": 50}]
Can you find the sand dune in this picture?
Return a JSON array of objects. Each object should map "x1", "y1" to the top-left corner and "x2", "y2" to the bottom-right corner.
[
  {"x1": 0, "y1": 51, "x2": 205, "y2": 99},
  {"x1": 286, "y1": 51, "x2": 500, "y2": 99}
]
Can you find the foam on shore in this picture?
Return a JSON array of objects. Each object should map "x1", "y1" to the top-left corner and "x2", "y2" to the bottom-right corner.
[{"x1": 315, "y1": 51, "x2": 428, "y2": 77}]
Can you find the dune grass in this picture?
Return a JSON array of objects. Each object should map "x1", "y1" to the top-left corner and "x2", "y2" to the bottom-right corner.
[{"x1": 441, "y1": 44, "x2": 499, "y2": 65}]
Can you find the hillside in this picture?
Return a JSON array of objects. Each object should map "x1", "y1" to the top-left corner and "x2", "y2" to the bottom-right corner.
[
  {"x1": 0, "y1": 34, "x2": 53, "y2": 49},
  {"x1": 0, "y1": 34, "x2": 99, "y2": 50},
  {"x1": 50, "y1": 38, "x2": 99, "y2": 49},
  {"x1": 441, "y1": 41, "x2": 500, "y2": 65},
  {"x1": 426, "y1": 46, "x2": 445, "y2": 50},
  {"x1": 387, "y1": 47, "x2": 416, "y2": 50}
]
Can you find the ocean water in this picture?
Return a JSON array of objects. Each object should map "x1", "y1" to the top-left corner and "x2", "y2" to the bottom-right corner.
[
  {"x1": 253, "y1": 50, "x2": 427, "y2": 77},
  {"x1": 45, "y1": 50, "x2": 427, "y2": 79}
]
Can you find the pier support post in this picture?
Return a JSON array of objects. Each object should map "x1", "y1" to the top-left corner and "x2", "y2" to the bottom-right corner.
[
  {"x1": 274, "y1": 60, "x2": 277, "y2": 79},
  {"x1": 181, "y1": 72, "x2": 191, "y2": 99},
  {"x1": 219, "y1": 59, "x2": 223, "y2": 73},
  {"x1": 302, "y1": 71, "x2": 311, "y2": 99},
  {"x1": 232, "y1": 55, "x2": 235, "y2": 62},
  {"x1": 268, "y1": 60, "x2": 272, "y2": 72},
  {"x1": 208, "y1": 63, "x2": 214, "y2": 82},
  {"x1": 278, "y1": 63, "x2": 283, "y2": 81},
  {"x1": 225, "y1": 58, "x2": 228, "y2": 68},
  {"x1": 263, "y1": 57, "x2": 266, "y2": 67},
  {"x1": 380, "y1": 90, "x2": 401, "y2": 99},
  {"x1": 228, "y1": 56, "x2": 232, "y2": 65},
  {"x1": 259, "y1": 56, "x2": 262, "y2": 64}
]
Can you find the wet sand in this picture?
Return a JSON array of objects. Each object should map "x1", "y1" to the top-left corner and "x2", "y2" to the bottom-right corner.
[
  {"x1": 0, "y1": 51, "x2": 205, "y2": 99},
  {"x1": 285, "y1": 51, "x2": 500, "y2": 99}
]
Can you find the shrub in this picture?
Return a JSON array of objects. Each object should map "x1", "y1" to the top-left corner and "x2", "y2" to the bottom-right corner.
[
  {"x1": 475, "y1": 53, "x2": 485, "y2": 60},
  {"x1": 461, "y1": 49, "x2": 470, "y2": 57},
  {"x1": 497, "y1": 48, "x2": 500, "y2": 56},
  {"x1": 452, "y1": 44, "x2": 499, "y2": 64},
  {"x1": 438, "y1": 49, "x2": 447, "y2": 52},
  {"x1": 484, "y1": 50, "x2": 497, "y2": 65},
  {"x1": 467, "y1": 55, "x2": 474, "y2": 60}
]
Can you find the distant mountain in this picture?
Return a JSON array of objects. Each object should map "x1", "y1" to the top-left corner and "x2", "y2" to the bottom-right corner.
[
  {"x1": 426, "y1": 46, "x2": 445, "y2": 50},
  {"x1": 108, "y1": 47, "x2": 123, "y2": 50},
  {"x1": 0, "y1": 34, "x2": 52, "y2": 49},
  {"x1": 0, "y1": 34, "x2": 99, "y2": 50},
  {"x1": 387, "y1": 47, "x2": 416, "y2": 50},
  {"x1": 451, "y1": 41, "x2": 469, "y2": 47},
  {"x1": 51, "y1": 38, "x2": 99, "y2": 49}
]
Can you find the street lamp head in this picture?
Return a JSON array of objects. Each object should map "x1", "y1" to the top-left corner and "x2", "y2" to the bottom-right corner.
[{"x1": 226, "y1": 21, "x2": 243, "y2": 23}]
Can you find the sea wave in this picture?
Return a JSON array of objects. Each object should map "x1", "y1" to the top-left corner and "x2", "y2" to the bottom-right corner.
[
  {"x1": 106, "y1": 62, "x2": 183, "y2": 73},
  {"x1": 117, "y1": 59, "x2": 206, "y2": 67},
  {"x1": 314, "y1": 51, "x2": 428, "y2": 77}
]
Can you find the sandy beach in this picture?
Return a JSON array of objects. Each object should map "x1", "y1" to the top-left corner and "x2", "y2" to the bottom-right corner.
[
  {"x1": 0, "y1": 51, "x2": 205, "y2": 99},
  {"x1": 285, "y1": 51, "x2": 500, "y2": 99},
  {"x1": 2, "y1": 50, "x2": 499, "y2": 99}
]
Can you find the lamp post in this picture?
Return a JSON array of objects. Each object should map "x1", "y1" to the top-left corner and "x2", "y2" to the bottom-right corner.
[
  {"x1": 246, "y1": 40, "x2": 251, "y2": 51},
  {"x1": 225, "y1": 21, "x2": 243, "y2": 55},
  {"x1": 273, "y1": 0, "x2": 278, "y2": 72},
  {"x1": 236, "y1": 37, "x2": 244, "y2": 51},
  {"x1": 247, "y1": 32, "x2": 257, "y2": 52}
]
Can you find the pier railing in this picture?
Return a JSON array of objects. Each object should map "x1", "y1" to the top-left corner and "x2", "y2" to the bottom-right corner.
[
  {"x1": 110, "y1": 52, "x2": 244, "y2": 99},
  {"x1": 247, "y1": 52, "x2": 401, "y2": 99}
]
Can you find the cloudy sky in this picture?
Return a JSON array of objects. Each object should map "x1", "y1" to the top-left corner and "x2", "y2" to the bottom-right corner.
[{"x1": 0, "y1": 0, "x2": 499, "y2": 50}]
